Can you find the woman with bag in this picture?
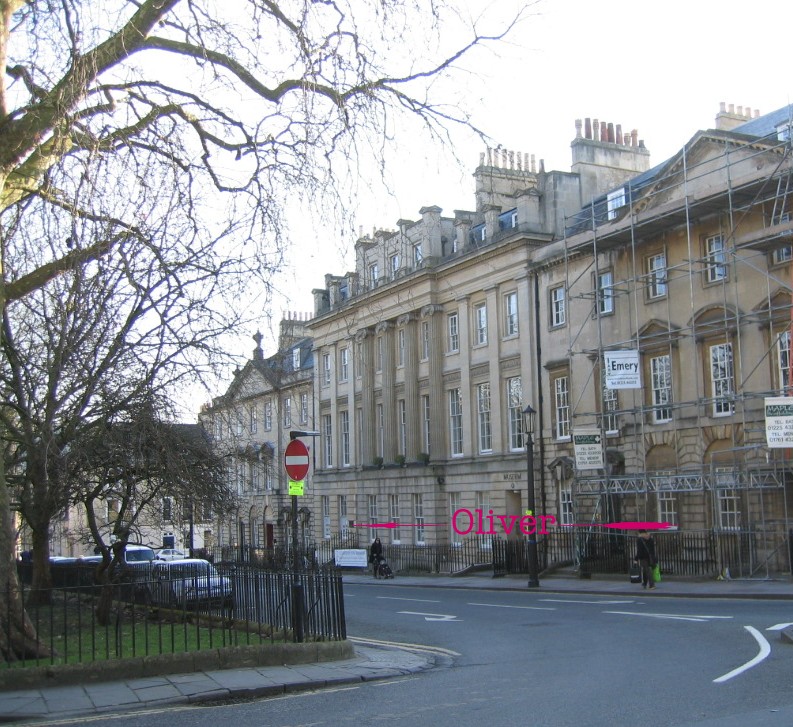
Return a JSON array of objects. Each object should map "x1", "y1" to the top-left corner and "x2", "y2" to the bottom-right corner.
[
  {"x1": 634, "y1": 529, "x2": 658, "y2": 590},
  {"x1": 369, "y1": 537, "x2": 383, "y2": 579}
]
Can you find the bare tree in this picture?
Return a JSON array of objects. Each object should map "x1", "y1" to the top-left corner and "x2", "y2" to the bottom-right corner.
[
  {"x1": 2, "y1": 189, "x2": 253, "y2": 605},
  {"x1": 0, "y1": 0, "x2": 525, "y2": 661},
  {"x1": 66, "y1": 397, "x2": 233, "y2": 624}
]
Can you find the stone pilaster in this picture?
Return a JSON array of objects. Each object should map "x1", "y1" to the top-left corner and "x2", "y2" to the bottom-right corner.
[
  {"x1": 421, "y1": 304, "x2": 446, "y2": 458},
  {"x1": 398, "y1": 313, "x2": 419, "y2": 459},
  {"x1": 356, "y1": 328, "x2": 375, "y2": 465}
]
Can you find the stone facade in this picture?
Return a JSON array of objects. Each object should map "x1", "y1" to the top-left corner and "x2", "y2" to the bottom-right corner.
[{"x1": 200, "y1": 315, "x2": 315, "y2": 550}]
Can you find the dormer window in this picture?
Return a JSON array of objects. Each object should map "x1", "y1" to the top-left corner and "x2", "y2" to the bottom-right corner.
[
  {"x1": 370, "y1": 263, "x2": 379, "y2": 286},
  {"x1": 413, "y1": 244, "x2": 423, "y2": 265},
  {"x1": 390, "y1": 254, "x2": 400, "y2": 275},
  {"x1": 607, "y1": 188, "x2": 626, "y2": 220},
  {"x1": 292, "y1": 348, "x2": 300, "y2": 370}
]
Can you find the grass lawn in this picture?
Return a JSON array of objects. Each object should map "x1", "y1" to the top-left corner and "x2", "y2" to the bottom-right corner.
[{"x1": 6, "y1": 590, "x2": 281, "y2": 669}]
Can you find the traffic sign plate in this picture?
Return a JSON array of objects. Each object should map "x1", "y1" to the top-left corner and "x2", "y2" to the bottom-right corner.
[{"x1": 284, "y1": 439, "x2": 310, "y2": 481}]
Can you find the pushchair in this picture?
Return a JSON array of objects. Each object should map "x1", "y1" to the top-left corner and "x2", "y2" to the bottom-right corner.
[{"x1": 375, "y1": 557, "x2": 394, "y2": 579}]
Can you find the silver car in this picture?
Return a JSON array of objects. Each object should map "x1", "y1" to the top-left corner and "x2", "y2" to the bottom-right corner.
[
  {"x1": 149, "y1": 559, "x2": 232, "y2": 608},
  {"x1": 155, "y1": 548, "x2": 186, "y2": 561}
]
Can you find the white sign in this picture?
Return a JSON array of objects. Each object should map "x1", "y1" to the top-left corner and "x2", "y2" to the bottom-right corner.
[
  {"x1": 334, "y1": 548, "x2": 368, "y2": 567},
  {"x1": 604, "y1": 350, "x2": 641, "y2": 389},
  {"x1": 573, "y1": 430, "x2": 604, "y2": 470},
  {"x1": 765, "y1": 397, "x2": 793, "y2": 448}
]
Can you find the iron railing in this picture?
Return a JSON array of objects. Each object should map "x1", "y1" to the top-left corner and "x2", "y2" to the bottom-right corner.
[
  {"x1": 492, "y1": 529, "x2": 773, "y2": 578},
  {"x1": 6, "y1": 562, "x2": 346, "y2": 669}
]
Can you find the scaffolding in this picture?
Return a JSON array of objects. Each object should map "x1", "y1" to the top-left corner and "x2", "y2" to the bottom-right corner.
[{"x1": 555, "y1": 117, "x2": 793, "y2": 577}]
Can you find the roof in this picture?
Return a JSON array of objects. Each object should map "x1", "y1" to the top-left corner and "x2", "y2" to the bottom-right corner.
[
  {"x1": 732, "y1": 104, "x2": 793, "y2": 140},
  {"x1": 564, "y1": 103, "x2": 793, "y2": 237}
]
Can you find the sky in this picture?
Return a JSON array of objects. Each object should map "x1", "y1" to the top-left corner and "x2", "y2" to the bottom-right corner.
[{"x1": 203, "y1": 0, "x2": 793, "y2": 408}]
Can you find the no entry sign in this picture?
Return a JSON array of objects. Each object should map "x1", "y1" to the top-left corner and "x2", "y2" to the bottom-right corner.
[{"x1": 284, "y1": 438, "x2": 310, "y2": 481}]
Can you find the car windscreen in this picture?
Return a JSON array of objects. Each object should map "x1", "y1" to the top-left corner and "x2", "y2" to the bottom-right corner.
[{"x1": 125, "y1": 549, "x2": 155, "y2": 562}]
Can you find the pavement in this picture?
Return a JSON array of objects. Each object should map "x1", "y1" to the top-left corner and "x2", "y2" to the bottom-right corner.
[{"x1": 1, "y1": 569, "x2": 791, "y2": 724}]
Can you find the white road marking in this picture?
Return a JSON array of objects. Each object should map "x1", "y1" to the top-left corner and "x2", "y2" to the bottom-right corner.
[
  {"x1": 348, "y1": 636, "x2": 461, "y2": 657},
  {"x1": 540, "y1": 598, "x2": 635, "y2": 605},
  {"x1": 604, "y1": 610, "x2": 733, "y2": 623},
  {"x1": 767, "y1": 622, "x2": 793, "y2": 631},
  {"x1": 376, "y1": 596, "x2": 441, "y2": 603},
  {"x1": 371, "y1": 677, "x2": 421, "y2": 687},
  {"x1": 398, "y1": 610, "x2": 461, "y2": 622},
  {"x1": 467, "y1": 602, "x2": 556, "y2": 611},
  {"x1": 713, "y1": 626, "x2": 771, "y2": 683}
]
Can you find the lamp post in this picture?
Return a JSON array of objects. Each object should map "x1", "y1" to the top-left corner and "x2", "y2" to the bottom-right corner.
[{"x1": 523, "y1": 405, "x2": 540, "y2": 588}]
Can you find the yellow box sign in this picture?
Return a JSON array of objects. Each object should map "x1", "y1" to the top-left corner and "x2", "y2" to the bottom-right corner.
[{"x1": 288, "y1": 479, "x2": 305, "y2": 496}]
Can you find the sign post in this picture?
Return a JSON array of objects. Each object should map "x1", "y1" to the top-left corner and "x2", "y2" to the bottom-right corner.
[{"x1": 284, "y1": 431, "x2": 319, "y2": 643}]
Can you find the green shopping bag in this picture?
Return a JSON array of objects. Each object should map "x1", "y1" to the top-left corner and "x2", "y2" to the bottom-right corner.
[{"x1": 652, "y1": 564, "x2": 662, "y2": 583}]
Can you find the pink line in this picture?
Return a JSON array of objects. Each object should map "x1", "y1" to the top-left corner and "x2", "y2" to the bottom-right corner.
[
  {"x1": 350, "y1": 522, "x2": 447, "y2": 529},
  {"x1": 561, "y1": 521, "x2": 673, "y2": 530}
]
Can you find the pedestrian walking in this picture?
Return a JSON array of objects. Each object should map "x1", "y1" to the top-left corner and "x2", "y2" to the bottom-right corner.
[
  {"x1": 634, "y1": 529, "x2": 658, "y2": 590},
  {"x1": 369, "y1": 537, "x2": 383, "y2": 578}
]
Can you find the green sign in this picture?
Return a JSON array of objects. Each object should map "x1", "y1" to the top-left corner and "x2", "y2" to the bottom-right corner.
[{"x1": 288, "y1": 479, "x2": 305, "y2": 496}]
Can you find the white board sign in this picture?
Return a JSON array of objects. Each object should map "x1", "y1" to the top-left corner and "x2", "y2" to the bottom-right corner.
[
  {"x1": 573, "y1": 430, "x2": 604, "y2": 470},
  {"x1": 334, "y1": 549, "x2": 368, "y2": 567},
  {"x1": 765, "y1": 397, "x2": 793, "y2": 448},
  {"x1": 604, "y1": 350, "x2": 641, "y2": 389}
]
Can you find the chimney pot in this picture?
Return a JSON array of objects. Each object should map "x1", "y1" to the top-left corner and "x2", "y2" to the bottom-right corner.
[
  {"x1": 585, "y1": 118, "x2": 592, "y2": 139},
  {"x1": 575, "y1": 119, "x2": 583, "y2": 138}
]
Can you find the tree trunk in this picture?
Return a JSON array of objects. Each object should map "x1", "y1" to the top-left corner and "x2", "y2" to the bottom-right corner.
[
  {"x1": 28, "y1": 524, "x2": 53, "y2": 606},
  {"x1": 92, "y1": 557, "x2": 117, "y2": 627},
  {"x1": 0, "y1": 458, "x2": 50, "y2": 662}
]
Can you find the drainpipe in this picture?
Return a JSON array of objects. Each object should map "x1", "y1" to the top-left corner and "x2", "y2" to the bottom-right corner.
[{"x1": 533, "y1": 270, "x2": 547, "y2": 517}]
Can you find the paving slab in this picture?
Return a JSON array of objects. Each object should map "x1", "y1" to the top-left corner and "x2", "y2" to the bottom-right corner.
[
  {"x1": 85, "y1": 682, "x2": 141, "y2": 708},
  {"x1": 41, "y1": 685, "x2": 92, "y2": 712},
  {"x1": 131, "y1": 683, "x2": 184, "y2": 702}
]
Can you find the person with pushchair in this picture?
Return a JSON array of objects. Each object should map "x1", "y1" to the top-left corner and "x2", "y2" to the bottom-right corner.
[{"x1": 369, "y1": 537, "x2": 383, "y2": 579}]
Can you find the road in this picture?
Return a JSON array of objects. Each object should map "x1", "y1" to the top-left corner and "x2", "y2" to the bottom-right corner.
[{"x1": 40, "y1": 582, "x2": 793, "y2": 726}]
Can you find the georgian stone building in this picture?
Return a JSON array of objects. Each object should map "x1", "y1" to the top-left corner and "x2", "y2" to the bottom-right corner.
[
  {"x1": 307, "y1": 102, "x2": 793, "y2": 573},
  {"x1": 306, "y1": 115, "x2": 651, "y2": 547},
  {"x1": 200, "y1": 314, "x2": 315, "y2": 550}
]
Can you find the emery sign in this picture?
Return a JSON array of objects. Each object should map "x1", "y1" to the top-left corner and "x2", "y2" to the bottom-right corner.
[
  {"x1": 765, "y1": 396, "x2": 793, "y2": 448},
  {"x1": 604, "y1": 350, "x2": 641, "y2": 389}
]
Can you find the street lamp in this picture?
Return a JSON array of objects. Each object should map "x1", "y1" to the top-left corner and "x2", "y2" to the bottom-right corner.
[{"x1": 523, "y1": 405, "x2": 540, "y2": 588}]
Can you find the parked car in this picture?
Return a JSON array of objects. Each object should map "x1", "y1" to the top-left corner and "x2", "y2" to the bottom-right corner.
[
  {"x1": 77, "y1": 544, "x2": 156, "y2": 567},
  {"x1": 155, "y1": 548, "x2": 186, "y2": 561},
  {"x1": 147, "y1": 559, "x2": 233, "y2": 608}
]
